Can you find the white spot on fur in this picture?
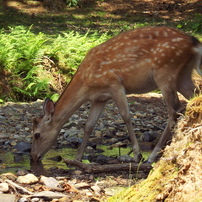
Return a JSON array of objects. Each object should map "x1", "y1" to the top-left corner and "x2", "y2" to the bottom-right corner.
[
  {"x1": 112, "y1": 46, "x2": 120, "y2": 51},
  {"x1": 162, "y1": 42, "x2": 169, "y2": 47},
  {"x1": 176, "y1": 50, "x2": 183, "y2": 56},
  {"x1": 142, "y1": 49, "x2": 149, "y2": 53},
  {"x1": 95, "y1": 74, "x2": 102, "y2": 78},
  {"x1": 163, "y1": 31, "x2": 168, "y2": 37},
  {"x1": 145, "y1": 58, "x2": 152, "y2": 63},
  {"x1": 100, "y1": 61, "x2": 112, "y2": 66},
  {"x1": 155, "y1": 31, "x2": 159, "y2": 36},
  {"x1": 171, "y1": 37, "x2": 184, "y2": 42}
]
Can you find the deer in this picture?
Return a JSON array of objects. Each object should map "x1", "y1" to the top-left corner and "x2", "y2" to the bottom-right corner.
[{"x1": 31, "y1": 26, "x2": 202, "y2": 164}]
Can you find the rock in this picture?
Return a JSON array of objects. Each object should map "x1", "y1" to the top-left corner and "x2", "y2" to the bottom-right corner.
[
  {"x1": 85, "y1": 146, "x2": 95, "y2": 154},
  {"x1": 134, "y1": 111, "x2": 146, "y2": 118},
  {"x1": 141, "y1": 132, "x2": 155, "y2": 142},
  {"x1": 109, "y1": 141, "x2": 127, "y2": 148},
  {"x1": 14, "y1": 142, "x2": 31, "y2": 152},
  {"x1": 66, "y1": 137, "x2": 82, "y2": 148},
  {"x1": 0, "y1": 183, "x2": 9, "y2": 192},
  {"x1": 60, "y1": 129, "x2": 66, "y2": 133},
  {"x1": 117, "y1": 155, "x2": 135, "y2": 163},
  {"x1": 91, "y1": 185, "x2": 101, "y2": 193},
  {"x1": 56, "y1": 197, "x2": 70, "y2": 202},
  {"x1": 40, "y1": 176, "x2": 59, "y2": 189},
  {"x1": 16, "y1": 169, "x2": 29, "y2": 176},
  {"x1": 89, "y1": 137, "x2": 102, "y2": 144},
  {"x1": 73, "y1": 170, "x2": 83, "y2": 175},
  {"x1": 116, "y1": 132, "x2": 125, "y2": 137},
  {"x1": 0, "y1": 194, "x2": 16, "y2": 202},
  {"x1": 31, "y1": 198, "x2": 41, "y2": 202},
  {"x1": 18, "y1": 198, "x2": 28, "y2": 202},
  {"x1": 16, "y1": 124, "x2": 22, "y2": 130},
  {"x1": 17, "y1": 174, "x2": 38, "y2": 184},
  {"x1": 32, "y1": 191, "x2": 66, "y2": 199},
  {"x1": 64, "y1": 128, "x2": 80, "y2": 137},
  {"x1": 0, "y1": 173, "x2": 17, "y2": 181},
  {"x1": 94, "y1": 131, "x2": 102, "y2": 137},
  {"x1": 10, "y1": 141, "x2": 17, "y2": 146},
  {"x1": 89, "y1": 175, "x2": 94, "y2": 180},
  {"x1": 74, "y1": 182, "x2": 90, "y2": 189},
  {"x1": 109, "y1": 137, "x2": 118, "y2": 144},
  {"x1": 82, "y1": 189, "x2": 93, "y2": 196}
]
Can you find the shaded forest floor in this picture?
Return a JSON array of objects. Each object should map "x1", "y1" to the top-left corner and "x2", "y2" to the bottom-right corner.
[{"x1": 1, "y1": 0, "x2": 202, "y2": 36}]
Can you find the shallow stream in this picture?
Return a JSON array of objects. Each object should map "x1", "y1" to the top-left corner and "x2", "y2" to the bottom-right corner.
[{"x1": 0, "y1": 145, "x2": 141, "y2": 176}]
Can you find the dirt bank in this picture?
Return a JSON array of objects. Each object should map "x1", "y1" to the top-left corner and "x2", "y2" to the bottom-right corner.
[{"x1": 110, "y1": 95, "x2": 202, "y2": 202}]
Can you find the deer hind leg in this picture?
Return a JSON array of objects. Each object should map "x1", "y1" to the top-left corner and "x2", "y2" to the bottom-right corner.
[
  {"x1": 147, "y1": 75, "x2": 181, "y2": 163},
  {"x1": 76, "y1": 101, "x2": 106, "y2": 161},
  {"x1": 177, "y1": 72, "x2": 199, "y2": 99},
  {"x1": 110, "y1": 86, "x2": 142, "y2": 162}
]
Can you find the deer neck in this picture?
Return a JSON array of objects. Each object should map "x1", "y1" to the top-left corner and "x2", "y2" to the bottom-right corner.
[{"x1": 53, "y1": 77, "x2": 88, "y2": 127}]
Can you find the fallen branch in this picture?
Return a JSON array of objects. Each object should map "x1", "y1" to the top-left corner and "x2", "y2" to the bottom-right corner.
[
  {"x1": 5, "y1": 179, "x2": 33, "y2": 195},
  {"x1": 63, "y1": 158, "x2": 152, "y2": 173}
]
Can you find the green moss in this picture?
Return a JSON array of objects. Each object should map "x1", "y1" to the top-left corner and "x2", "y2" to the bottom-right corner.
[{"x1": 108, "y1": 161, "x2": 177, "y2": 202}]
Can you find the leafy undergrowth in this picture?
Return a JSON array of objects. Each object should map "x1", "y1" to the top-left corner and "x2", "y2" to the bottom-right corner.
[
  {"x1": 0, "y1": 0, "x2": 201, "y2": 102},
  {"x1": 0, "y1": 26, "x2": 108, "y2": 101},
  {"x1": 108, "y1": 95, "x2": 202, "y2": 202}
]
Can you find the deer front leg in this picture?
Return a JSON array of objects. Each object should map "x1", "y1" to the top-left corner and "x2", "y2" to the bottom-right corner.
[
  {"x1": 111, "y1": 87, "x2": 142, "y2": 163},
  {"x1": 76, "y1": 101, "x2": 106, "y2": 161}
]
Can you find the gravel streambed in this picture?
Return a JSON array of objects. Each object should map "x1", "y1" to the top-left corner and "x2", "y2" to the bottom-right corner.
[{"x1": 0, "y1": 93, "x2": 170, "y2": 201}]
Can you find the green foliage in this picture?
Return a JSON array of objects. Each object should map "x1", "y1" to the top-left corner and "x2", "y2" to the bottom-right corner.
[
  {"x1": 0, "y1": 26, "x2": 108, "y2": 101},
  {"x1": 48, "y1": 31, "x2": 109, "y2": 79},
  {"x1": 66, "y1": 0, "x2": 79, "y2": 7},
  {"x1": 0, "y1": 26, "x2": 48, "y2": 101},
  {"x1": 177, "y1": 13, "x2": 202, "y2": 33}
]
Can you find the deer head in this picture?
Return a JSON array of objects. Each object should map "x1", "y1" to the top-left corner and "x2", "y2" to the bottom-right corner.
[{"x1": 31, "y1": 98, "x2": 58, "y2": 161}]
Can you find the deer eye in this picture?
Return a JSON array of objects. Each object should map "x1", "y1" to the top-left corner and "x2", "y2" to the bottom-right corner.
[{"x1": 34, "y1": 133, "x2": 40, "y2": 140}]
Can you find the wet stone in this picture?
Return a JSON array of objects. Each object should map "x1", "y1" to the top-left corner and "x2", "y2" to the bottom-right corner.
[
  {"x1": 117, "y1": 155, "x2": 135, "y2": 163},
  {"x1": 0, "y1": 183, "x2": 9, "y2": 192},
  {"x1": 0, "y1": 194, "x2": 16, "y2": 202},
  {"x1": 40, "y1": 176, "x2": 59, "y2": 189},
  {"x1": 14, "y1": 142, "x2": 32, "y2": 152},
  {"x1": 17, "y1": 174, "x2": 38, "y2": 184}
]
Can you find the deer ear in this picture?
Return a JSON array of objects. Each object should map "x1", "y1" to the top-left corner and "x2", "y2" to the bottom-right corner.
[{"x1": 43, "y1": 98, "x2": 55, "y2": 120}]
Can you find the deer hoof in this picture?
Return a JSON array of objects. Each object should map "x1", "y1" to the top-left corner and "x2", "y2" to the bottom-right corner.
[{"x1": 134, "y1": 153, "x2": 144, "y2": 163}]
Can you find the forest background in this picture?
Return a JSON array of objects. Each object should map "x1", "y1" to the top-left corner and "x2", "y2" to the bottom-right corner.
[{"x1": 0, "y1": 0, "x2": 201, "y2": 102}]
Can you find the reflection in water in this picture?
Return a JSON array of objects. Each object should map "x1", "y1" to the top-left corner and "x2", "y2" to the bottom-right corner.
[
  {"x1": 30, "y1": 161, "x2": 49, "y2": 176},
  {"x1": 0, "y1": 146, "x2": 141, "y2": 174}
]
